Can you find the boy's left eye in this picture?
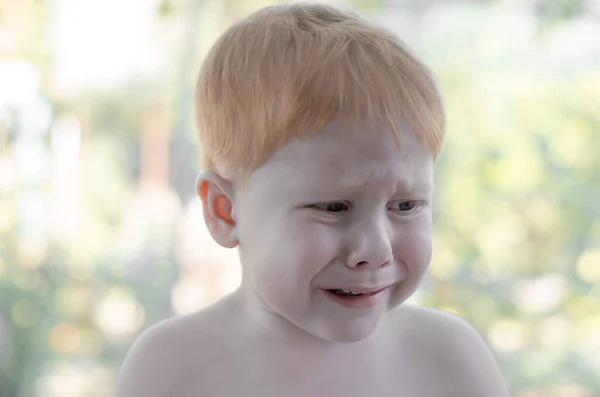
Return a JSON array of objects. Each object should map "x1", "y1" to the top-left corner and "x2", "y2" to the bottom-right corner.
[{"x1": 391, "y1": 200, "x2": 421, "y2": 212}]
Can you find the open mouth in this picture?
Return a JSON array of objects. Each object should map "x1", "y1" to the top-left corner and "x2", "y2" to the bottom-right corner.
[
  {"x1": 326, "y1": 287, "x2": 386, "y2": 297},
  {"x1": 322, "y1": 286, "x2": 390, "y2": 309}
]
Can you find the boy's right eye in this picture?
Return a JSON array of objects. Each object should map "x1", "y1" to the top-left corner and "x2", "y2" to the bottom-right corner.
[{"x1": 312, "y1": 202, "x2": 350, "y2": 213}]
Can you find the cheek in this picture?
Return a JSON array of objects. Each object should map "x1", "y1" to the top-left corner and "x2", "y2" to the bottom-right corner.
[
  {"x1": 241, "y1": 213, "x2": 340, "y2": 284},
  {"x1": 290, "y1": 221, "x2": 340, "y2": 274},
  {"x1": 395, "y1": 219, "x2": 432, "y2": 269},
  {"x1": 277, "y1": 218, "x2": 340, "y2": 270}
]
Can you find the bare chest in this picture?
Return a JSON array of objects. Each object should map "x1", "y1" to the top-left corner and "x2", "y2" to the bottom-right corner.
[{"x1": 171, "y1": 352, "x2": 446, "y2": 397}]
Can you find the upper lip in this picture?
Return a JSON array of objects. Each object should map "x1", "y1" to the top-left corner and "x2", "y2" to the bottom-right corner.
[{"x1": 322, "y1": 285, "x2": 392, "y2": 294}]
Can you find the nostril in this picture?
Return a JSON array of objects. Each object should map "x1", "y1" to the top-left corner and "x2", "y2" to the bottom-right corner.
[{"x1": 352, "y1": 260, "x2": 391, "y2": 268}]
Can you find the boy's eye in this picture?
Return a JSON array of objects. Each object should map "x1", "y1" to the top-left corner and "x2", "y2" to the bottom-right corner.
[
  {"x1": 313, "y1": 202, "x2": 349, "y2": 212},
  {"x1": 392, "y1": 200, "x2": 422, "y2": 212},
  {"x1": 326, "y1": 202, "x2": 348, "y2": 212},
  {"x1": 398, "y1": 201, "x2": 415, "y2": 211}
]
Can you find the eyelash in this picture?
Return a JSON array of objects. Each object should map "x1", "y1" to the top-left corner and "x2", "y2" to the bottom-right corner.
[{"x1": 311, "y1": 200, "x2": 426, "y2": 214}]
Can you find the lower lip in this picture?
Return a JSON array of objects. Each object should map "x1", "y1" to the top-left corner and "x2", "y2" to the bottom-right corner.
[{"x1": 322, "y1": 287, "x2": 389, "y2": 309}]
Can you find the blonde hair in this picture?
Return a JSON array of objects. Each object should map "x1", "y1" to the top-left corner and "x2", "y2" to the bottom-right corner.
[{"x1": 195, "y1": 2, "x2": 445, "y2": 181}]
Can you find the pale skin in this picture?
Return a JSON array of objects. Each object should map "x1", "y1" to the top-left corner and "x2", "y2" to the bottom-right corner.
[{"x1": 116, "y1": 120, "x2": 511, "y2": 397}]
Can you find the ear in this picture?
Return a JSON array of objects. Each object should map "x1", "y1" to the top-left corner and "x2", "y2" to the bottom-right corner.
[{"x1": 196, "y1": 170, "x2": 238, "y2": 248}]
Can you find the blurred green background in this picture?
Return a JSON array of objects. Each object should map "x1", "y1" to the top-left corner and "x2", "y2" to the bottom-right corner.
[{"x1": 0, "y1": 0, "x2": 599, "y2": 396}]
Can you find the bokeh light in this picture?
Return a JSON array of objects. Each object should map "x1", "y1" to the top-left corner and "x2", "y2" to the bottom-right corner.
[{"x1": 93, "y1": 290, "x2": 145, "y2": 343}]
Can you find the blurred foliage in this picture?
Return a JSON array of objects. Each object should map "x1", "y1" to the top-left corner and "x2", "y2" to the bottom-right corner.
[
  {"x1": 1, "y1": 0, "x2": 599, "y2": 396},
  {"x1": 536, "y1": 0, "x2": 591, "y2": 28}
]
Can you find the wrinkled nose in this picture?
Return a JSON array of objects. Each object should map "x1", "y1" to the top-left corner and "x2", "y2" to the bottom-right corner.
[{"x1": 346, "y1": 220, "x2": 393, "y2": 269}]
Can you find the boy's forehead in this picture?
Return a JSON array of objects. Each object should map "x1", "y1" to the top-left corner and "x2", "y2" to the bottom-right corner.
[
  {"x1": 275, "y1": 121, "x2": 430, "y2": 169},
  {"x1": 248, "y1": 121, "x2": 434, "y2": 194}
]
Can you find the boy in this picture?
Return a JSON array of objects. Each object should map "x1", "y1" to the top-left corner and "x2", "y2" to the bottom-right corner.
[{"x1": 116, "y1": 3, "x2": 510, "y2": 397}]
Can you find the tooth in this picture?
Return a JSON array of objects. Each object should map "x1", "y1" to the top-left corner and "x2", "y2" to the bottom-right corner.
[{"x1": 334, "y1": 289, "x2": 362, "y2": 296}]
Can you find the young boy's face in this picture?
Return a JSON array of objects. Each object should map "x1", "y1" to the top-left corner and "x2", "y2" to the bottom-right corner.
[{"x1": 234, "y1": 119, "x2": 435, "y2": 343}]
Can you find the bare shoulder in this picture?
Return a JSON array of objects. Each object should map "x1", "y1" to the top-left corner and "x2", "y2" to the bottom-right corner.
[
  {"x1": 115, "y1": 302, "x2": 235, "y2": 397},
  {"x1": 392, "y1": 305, "x2": 511, "y2": 397}
]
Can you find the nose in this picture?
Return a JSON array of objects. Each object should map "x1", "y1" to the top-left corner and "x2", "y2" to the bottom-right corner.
[{"x1": 346, "y1": 219, "x2": 393, "y2": 269}]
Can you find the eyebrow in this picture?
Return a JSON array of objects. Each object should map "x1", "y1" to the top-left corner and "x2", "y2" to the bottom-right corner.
[
  {"x1": 397, "y1": 180, "x2": 435, "y2": 196},
  {"x1": 302, "y1": 177, "x2": 435, "y2": 198}
]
